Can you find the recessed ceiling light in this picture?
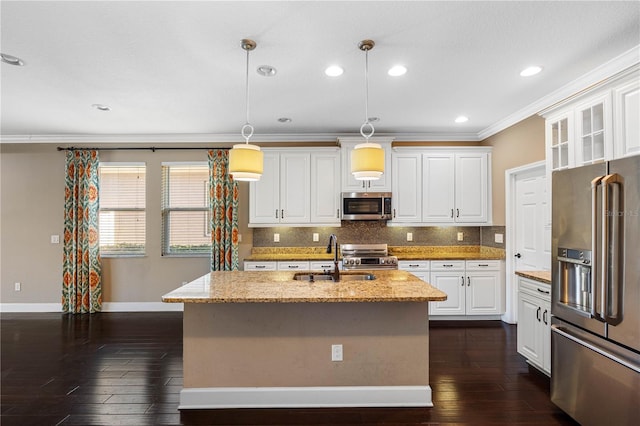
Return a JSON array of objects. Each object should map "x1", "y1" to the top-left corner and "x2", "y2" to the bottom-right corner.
[
  {"x1": 257, "y1": 65, "x2": 277, "y2": 77},
  {"x1": 1, "y1": 53, "x2": 24, "y2": 66},
  {"x1": 325, "y1": 65, "x2": 344, "y2": 77},
  {"x1": 455, "y1": 116, "x2": 469, "y2": 123},
  {"x1": 92, "y1": 104, "x2": 111, "y2": 111},
  {"x1": 520, "y1": 66, "x2": 542, "y2": 77},
  {"x1": 388, "y1": 65, "x2": 407, "y2": 77},
  {"x1": 277, "y1": 117, "x2": 292, "y2": 123}
]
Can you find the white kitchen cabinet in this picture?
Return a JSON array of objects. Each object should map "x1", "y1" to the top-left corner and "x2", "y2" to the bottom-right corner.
[
  {"x1": 309, "y1": 260, "x2": 341, "y2": 271},
  {"x1": 391, "y1": 153, "x2": 422, "y2": 222},
  {"x1": 390, "y1": 147, "x2": 491, "y2": 226},
  {"x1": 429, "y1": 260, "x2": 503, "y2": 317},
  {"x1": 398, "y1": 260, "x2": 430, "y2": 281},
  {"x1": 517, "y1": 276, "x2": 551, "y2": 375},
  {"x1": 339, "y1": 137, "x2": 393, "y2": 193},
  {"x1": 429, "y1": 261, "x2": 466, "y2": 315},
  {"x1": 542, "y1": 66, "x2": 639, "y2": 175},
  {"x1": 249, "y1": 148, "x2": 340, "y2": 227},
  {"x1": 614, "y1": 78, "x2": 640, "y2": 158},
  {"x1": 277, "y1": 261, "x2": 310, "y2": 271},
  {"x1": 310, "y1": 150, "x2": 341, "y2": 224},
  {"x1": 244, "y1": 261, "x2": 277, "y2": 271}
]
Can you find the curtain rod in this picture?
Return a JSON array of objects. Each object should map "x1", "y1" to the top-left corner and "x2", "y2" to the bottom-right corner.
[{"x1": 57, "y1": 146, "x2": 231, "y2": 152}]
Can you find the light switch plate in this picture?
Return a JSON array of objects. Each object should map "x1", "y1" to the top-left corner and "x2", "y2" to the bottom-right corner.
[
  {"x1": 274, "y1": 233, "x2": 280, "y2": 242},
  {"x1": 406, "y1": 232, "x2": 413, "y2": 242},
  {"x1": 331, "y1": 344, "x2": 343, "y2": 361},
  {"x1": 495, "y1": 233, "x2": 504, "y2": 243},
  {"x1": 14, "y1": 282, "x2": 21, "y2": 291},
  {"x1": 313, "y1": 233, "x2": 319, "y2": 242},
  {"x1": 238, "y1": 233, "x2": 242, "y2": 243},
  {"x1": 457, "y1": 232, "x2": 464, "y2": 241}
]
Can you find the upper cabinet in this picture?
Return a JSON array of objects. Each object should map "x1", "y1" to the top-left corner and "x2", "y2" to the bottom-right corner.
[
  {"x1": 249, "y1": 148, "x2": 340, "y2": 227},
  {"x1": 339, "y1": 137, "x2": 393, "y2": 193},
  {"x1": 391, "y1": 147, "x2": 492, "y2": 226},
  {"x1": 542, "y1": 66, "x2": 639, "y2": 175}
]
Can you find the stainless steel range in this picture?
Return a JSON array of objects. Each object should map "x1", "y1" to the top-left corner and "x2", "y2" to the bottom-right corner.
[{"x1": 340, "y1": 244, "x2": 398, "y2": 270}]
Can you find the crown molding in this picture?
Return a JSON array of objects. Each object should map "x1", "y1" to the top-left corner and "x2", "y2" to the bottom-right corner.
[
  {"x1": 478, "y1": 44, "x2": 640, "y2": 140},
  {"x1": 0, "y1": 131, "x2": 481, "y2": 144}
]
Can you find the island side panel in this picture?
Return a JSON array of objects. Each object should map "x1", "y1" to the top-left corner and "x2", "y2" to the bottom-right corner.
[{"x1": 183, "y1": 302, "x2": 429, "y2": 388}]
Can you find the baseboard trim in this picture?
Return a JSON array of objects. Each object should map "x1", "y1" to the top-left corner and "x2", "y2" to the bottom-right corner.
[
  {"x1": 178, "y1": 385, "x2": 433, "y2": 409},
  {"x1": 0, "y1": 302, "x2": 184, "y2": 313}
]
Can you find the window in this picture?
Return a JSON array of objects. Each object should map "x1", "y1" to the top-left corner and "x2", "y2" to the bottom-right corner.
[
  {"x1": 161, "y1": 163, "x2": 210, "y2": 256},
  {"x1": 99, "y1": 163, "x2": 146, "y2": 256}
]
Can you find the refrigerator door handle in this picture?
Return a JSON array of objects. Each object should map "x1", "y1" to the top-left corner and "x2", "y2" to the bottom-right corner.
[
  {"x1": 602, "y1": 173, "x2": 622, "y2": 324},
  {"x1": 591, "y1": 175, "x2": 605, "y2": 320},
  {"x1": 552, "y1": 324, "x2": 640, "y2": 374}
]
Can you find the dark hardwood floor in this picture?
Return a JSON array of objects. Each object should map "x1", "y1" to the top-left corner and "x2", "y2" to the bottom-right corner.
[{"x1": 1, "y1": 312, "x2": 577, "y2": 425}]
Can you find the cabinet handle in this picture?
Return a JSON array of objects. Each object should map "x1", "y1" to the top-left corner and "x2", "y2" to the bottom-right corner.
[
  {"x1": 456, "y1": 208, "x2": 460, "y2": 218},
  {"x1": 275, "y1": 210, "x2": 279, "y2": 219},
  {"x1": 478, "y1": 264, "x2": 489, "y2": 267},
  {"x1": 288, "y1": 265, "x2": 299, "y2": 269},
  {"x1": 409, "y1": 264, "x2": 419, "y2": 268},
  {"x1": 451, "y1": 209, "x2": 454, "y2": 218},
  {"x1": 281, "y1": 209, "x2": 284, "y2": 218},
  {"x1": 461, "y1": 276, "x2": 465, "y2": 286},
  {"x1": 537, "y1": 288, "x2": 550, "y2": 295},
  {"x1": 393, "y1": 209, "x2": 396, "y2": 218},
  {"x1": 362, "y1": 181, "x2": 365, "y2": 189},
  {"x1": 536, "y1": 306, "x2": 541, "y2": 322},
  {"x1": 255, "y1": 265, "x2": 266, "y2": 269},
  {"x1": 543, "y1": 309, "x2": 548, "y2": 325},
  {"x1": 444, "y1": 264, "x2": 453, "y2": 267},
  {"x1": 337, "y1": 209, "x2": 340, "y2": 218},
  {"x1": 467, "y1": 277, "x2": 471, "y2": 286}
]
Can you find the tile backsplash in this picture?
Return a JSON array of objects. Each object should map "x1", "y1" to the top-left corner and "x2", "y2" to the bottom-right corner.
[{"x1": 253, "y1": 222, "x2": 505, "y2": 248}]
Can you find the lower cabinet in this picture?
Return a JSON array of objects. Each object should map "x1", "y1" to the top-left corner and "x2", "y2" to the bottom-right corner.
[
  {"x1": 517, "y1": 276, "x2": 551, "y2": 375},
  {"x1": 400, "y1": 259, "x2": 504, "y2": 317}
]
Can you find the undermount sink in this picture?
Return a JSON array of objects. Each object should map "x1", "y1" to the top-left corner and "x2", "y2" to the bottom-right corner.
[{"x1": 292, "y1": 272, "x2": 376, "y2": 282}]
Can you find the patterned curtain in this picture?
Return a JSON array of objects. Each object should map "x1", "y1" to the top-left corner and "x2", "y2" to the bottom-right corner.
[
  {"x1": 208, "y1": 150, "x2": 239, "y2": 271},
  {"x1": 62, "y1": 150, "x2": 102, "y2": 313}
]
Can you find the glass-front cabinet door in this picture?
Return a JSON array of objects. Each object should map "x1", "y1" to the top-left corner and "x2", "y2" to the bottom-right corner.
[
  {"x1": 575, "y1": 94, "x2": 612, "y2": 166},
  {"x1": 547, "y1": 113, "x2": 572, "y2": 172}
]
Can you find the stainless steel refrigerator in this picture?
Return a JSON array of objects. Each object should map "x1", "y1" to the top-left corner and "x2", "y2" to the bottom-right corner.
[{"x1": 551, "y1": 155, "x2": 640, "y2": 426}]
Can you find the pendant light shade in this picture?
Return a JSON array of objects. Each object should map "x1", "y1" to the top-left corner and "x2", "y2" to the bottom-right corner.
[
  {"x1": 350, "y1": 39, "x2": 384, "y2": 181},
  {"x1": 229, "y1": 39, "x2": 263, "y2": 182},
  {"x1": 351, "y1": 142, "x2": 384, "y2": 180}
]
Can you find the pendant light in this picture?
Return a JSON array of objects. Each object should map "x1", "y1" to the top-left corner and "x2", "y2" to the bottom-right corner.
[
  {"x1": 351, "y1": 39, "x2": 384, "y2": 181},
  {"x1": 229, "y1": 39, "x2": 264, "y2": 181}
]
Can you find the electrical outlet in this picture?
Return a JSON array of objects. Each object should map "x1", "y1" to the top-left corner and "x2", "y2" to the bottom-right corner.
[
  {"x1": 50, "y1": 234, "x2": 60, "y2": 244},
  {"x1": 238, "y1": 233, "x2": 242, "y2": 243},
  {"x1": 495, "y1": 233, "x2": 504, "y2": 243},
  {"x1": 313, "y1": 233, "x2": 319, "y2": 242},
  {"x1": 331, "y1": 344, "x2": 343, "y2": 361},
  {"x1": 274, "y1": 233, "x2": 280, "y2": 242},
  {"x1": 457, "y1": 232, "x2": 464, "y2": 241},
  {"x1": 14, "y1": 282, "x2": 21, "y2": 292},
  {"x1": 406, "y1": 232, "x2": 413, "y2": 242}
]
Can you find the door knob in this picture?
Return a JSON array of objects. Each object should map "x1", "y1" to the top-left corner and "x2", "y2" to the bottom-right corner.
[{"x1": 514, "y1": 253, "x2": 522, "y2": 258}]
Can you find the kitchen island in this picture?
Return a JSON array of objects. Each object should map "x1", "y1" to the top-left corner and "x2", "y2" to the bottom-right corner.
[{"x1": 162, "y1": 270, "x2": 447, "y2": 409}]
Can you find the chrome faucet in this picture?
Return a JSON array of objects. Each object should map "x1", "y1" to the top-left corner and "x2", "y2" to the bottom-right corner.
[{"x1": 326, "y1": 234, "x2": 340, "y2": 282}]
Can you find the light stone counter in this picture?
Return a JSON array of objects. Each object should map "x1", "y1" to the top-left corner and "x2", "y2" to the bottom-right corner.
[
  {"x1": 162, "y1": 269, "x2": 447, "y2": 304},
  {"x1": 515, "y1": 270, "x2": 551, "y2": 285}
]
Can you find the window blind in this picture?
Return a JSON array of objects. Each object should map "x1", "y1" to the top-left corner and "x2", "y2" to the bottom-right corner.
[
  {"x1": 99, "y1": 163, "x2": 146, "y2": 256},
  {"x1": 161, "y1": 163, "x2": 210, "y2": 256}
]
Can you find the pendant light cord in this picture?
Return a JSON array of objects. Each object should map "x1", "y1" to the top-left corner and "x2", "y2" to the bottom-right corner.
[
  {"x1": 360, "y1": 43, "x2": 375, "y2": 140},
  {"x1": 240, "y1": 42, "x2": 254, "y2": 143}
]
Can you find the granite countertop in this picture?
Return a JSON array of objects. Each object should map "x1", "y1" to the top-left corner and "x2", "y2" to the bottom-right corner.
[
  {"x1": 245, "y1": 246, "x2": 505, "y2": 262},
  {"x1": 162, "y1": 270, "x2": 448, "y2": 304},
  {"x1": 515, "y1": 270, "x2": 551, "y2": 285}
]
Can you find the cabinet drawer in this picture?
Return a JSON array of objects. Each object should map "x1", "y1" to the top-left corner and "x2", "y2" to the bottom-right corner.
[
  {"x1": 277, "y1": 261, "x2": 310, "y2": 271},
  {"x1": 398, "y1": 260, "x2": 430, "y2": 270},
  {"x1": 430, "y1": 260, "x2": 465, "y2": 271},
  {"x1": 309, "y1": 261, "x2": 339, "y2": 271},
  {"x1": 465, "y1": 260, "x2": 501, "y2": 270},
  {"x1": 518, "y1": 276, "x2": 551, "y2": 301},
  {"x1": 244, "y1": 261, "x2": 276, "y2": 271}
]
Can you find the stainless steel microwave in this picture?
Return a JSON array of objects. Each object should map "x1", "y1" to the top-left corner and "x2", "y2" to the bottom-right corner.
[{"x1": 341, "y1": 192, "x2": 392, "y2": 220}]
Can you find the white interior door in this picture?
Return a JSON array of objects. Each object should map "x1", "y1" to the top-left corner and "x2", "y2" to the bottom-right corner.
[{"x1": 514, "y1": 170, "x2": 550, "y2": 271}]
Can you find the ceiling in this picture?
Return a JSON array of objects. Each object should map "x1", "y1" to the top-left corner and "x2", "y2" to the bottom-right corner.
[{"x1": 1, "y1": 1, "x2": 639, "y2": 144}]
